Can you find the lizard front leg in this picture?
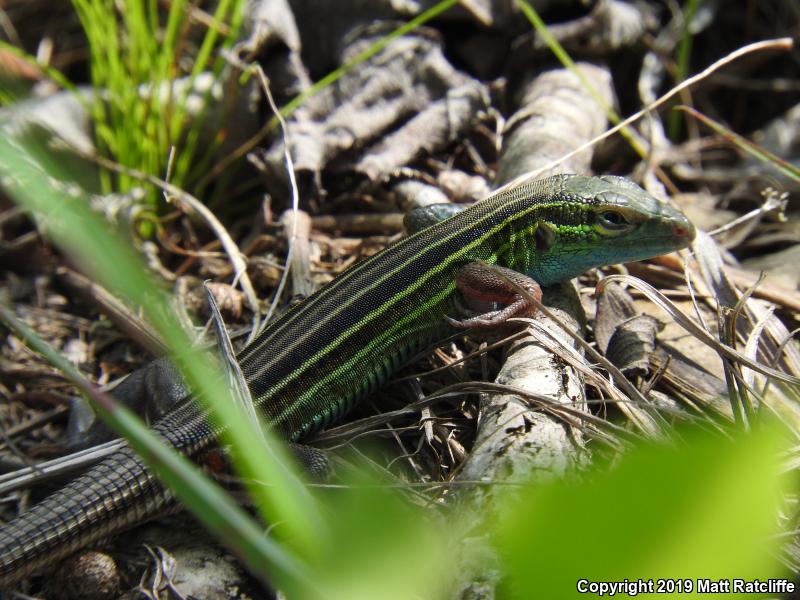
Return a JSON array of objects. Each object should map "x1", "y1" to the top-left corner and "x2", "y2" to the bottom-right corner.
[{"x1": 448, "y1": 262, "x2": 543, "y2": 329}]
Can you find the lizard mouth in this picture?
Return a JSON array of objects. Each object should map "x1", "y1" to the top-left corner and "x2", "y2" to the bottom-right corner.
[
  {"x1": 623, "y1": 219, "x2": 696, "y2": 251},
  {"x1": 607, "y1": 231, "x2": 694, "y2": 258}
]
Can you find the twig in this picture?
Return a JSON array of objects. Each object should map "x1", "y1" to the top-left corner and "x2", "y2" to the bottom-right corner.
[{"x1": 253, "y1": 65, "x2": 303, "y2": 335}]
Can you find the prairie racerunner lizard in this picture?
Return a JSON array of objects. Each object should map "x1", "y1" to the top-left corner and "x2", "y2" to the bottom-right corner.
[{"x1": 0, "y1": 174, "x2": 695, "y2": 586}]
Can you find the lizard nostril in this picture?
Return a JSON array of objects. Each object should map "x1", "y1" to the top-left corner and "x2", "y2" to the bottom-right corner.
[{"x1": 673, "y1": 220, "x2": 696, "y2": 240}]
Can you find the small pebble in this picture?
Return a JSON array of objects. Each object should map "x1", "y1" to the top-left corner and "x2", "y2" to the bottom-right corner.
[{"x1": 48, "y1": 550, "x2": 120, "y2": 600}]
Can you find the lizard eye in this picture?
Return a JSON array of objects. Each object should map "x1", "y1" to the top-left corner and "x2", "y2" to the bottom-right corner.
[{"x1": 598, "y1": 210, "x2": 631, "y2": 231}]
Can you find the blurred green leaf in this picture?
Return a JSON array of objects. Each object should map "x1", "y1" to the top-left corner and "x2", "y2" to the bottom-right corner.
[
  {"x1": 293, "y1": 466, "x2": 451, "y2": 600},
  {"x1": 496, "y1": 426, "x2": 788, "y2": 598}
]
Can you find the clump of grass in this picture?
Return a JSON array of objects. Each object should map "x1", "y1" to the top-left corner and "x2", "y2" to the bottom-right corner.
[{"x1": 71, "y1": 0, "x2": 244, "y2": 207}]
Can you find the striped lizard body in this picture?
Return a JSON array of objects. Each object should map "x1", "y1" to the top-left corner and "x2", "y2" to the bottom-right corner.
[{"x1": 0, "y1": 174, "x2": 695, "y2": 586}]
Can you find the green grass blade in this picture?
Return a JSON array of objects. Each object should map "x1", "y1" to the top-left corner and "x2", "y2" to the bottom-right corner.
[
  {"x1": 67, "y1": 0, "x2": 246, "y2": 206},
  {"x1": 668, "y1": 0, "x2": 699, "y2": 139},
  {"x1": 0, "y1": 41, "x2": 85, "y2": 106},
  {"x1": 515, "y1": 0, "x2": 649, "y2": 164},
  {"x1": 280, "y1": 0, "x2": 459, "y2": 121},
  {"x1": 677, "y1": 105, "x2": 800, "y2": 183}
]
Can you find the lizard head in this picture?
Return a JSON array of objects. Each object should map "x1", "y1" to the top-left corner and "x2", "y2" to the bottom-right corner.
[{"x1": 521, "y1": 174, "x2": 695, "y2": 285}]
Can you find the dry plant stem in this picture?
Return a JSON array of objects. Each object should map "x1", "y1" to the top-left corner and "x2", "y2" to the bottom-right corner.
[
  {"x1": 204, "y1": 283, "x2": 263, "y2": 435},
  {"x1": 310, "y1": 213, "x2": 405, "y2": 234},
  {"x1": 599, "y1": 274, "x2": 800, "y2": 389},
  {"x1": 0, "y1": 439, "x2": 125, "y2": 496},
  {"x1": 0, "y1": 406, "x2": 69, "y2": 450},
  {"x1": 280, "y1": 209, "x2": 315, "y2": 300},
  {"x1": 707, "y1": 189, "x2": 787, "y2": 239},
  {"x1": 56, "y1": 266, "x2": 167, "y2": 357},
  {"x1": 0, "y1": 424, "x2": 35, "y2": 470},
  {"x1": 692, "y1": 232, "x2": 800, "y2": 382},
  {"x1": 394, "y1": 331, "x2": 528, "y2": 383},
  {"x1": 494, "y1": 37, "x2": 794, "y2": 195},
  {"x1": 687, "y1": 234, "x2": 800, "y2": 425},
  {"x1": 510, "y1": 278, "x2": 663, "y2": 434},
  {"x1": 628, "y1": 256, "x2": 800, "y2": 314},
  {"x1": 635, "y1": 1, "x2": 703, "y2": 179},
  {"x1": 256, "y1": 66, "x2": 303, "y2": 335},
  {"x1": 165, "y1": 184, "x2": 260, "y2": 336},
  {"x1": 648, "y1": 347, "x2": 732, "y2": 420},
  {"x1": 313, "y1": 382, "x2": 630, "y2": 452}
]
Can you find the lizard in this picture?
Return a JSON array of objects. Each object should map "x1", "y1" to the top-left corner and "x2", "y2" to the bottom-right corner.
[{"x1": 0, "y1": 174, "x2": 695, "y2": 586}]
